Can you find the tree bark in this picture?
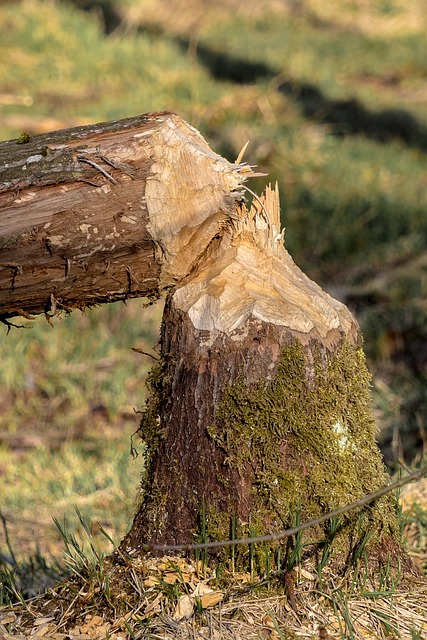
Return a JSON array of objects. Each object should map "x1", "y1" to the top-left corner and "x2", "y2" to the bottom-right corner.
[
  {"x1": 122, "y1": 186, "x2": 404, "y2": 575},
  {"x1": 0, "y1": 112, "x2": 246, "y2": 319}
]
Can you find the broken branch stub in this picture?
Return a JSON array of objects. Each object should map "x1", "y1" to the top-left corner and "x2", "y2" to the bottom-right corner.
[{"x1": 0, "y1": 112, "x2": 248, "y2": 318}]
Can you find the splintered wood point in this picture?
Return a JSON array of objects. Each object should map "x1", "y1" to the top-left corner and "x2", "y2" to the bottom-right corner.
[{"x1": 173, "y1": 182, "x2": 355, "y2": 345}]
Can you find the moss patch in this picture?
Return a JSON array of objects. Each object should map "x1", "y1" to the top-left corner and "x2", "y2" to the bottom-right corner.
[
  {"x1": 135, "y1": 335, "x2": 402, "y2": 577},
  {"x1": 208, "y1": 339, "x2": 400, "y2": 566}
]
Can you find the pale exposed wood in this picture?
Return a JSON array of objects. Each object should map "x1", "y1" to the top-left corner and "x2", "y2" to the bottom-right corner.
[
  {"x1": 0, "y1": 112, "x2": 248, "y2": 319},
  {"x1": 174, "y1": 184, "x2": 357, "y2": 346},
  {"x1": 144, "y1": 118, "x2": 245, "y2": 286}
]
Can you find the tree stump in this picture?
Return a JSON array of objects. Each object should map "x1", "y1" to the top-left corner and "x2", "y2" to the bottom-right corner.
[{"x1": 122, "y1": 185, "x2": 402, "y2": 575}]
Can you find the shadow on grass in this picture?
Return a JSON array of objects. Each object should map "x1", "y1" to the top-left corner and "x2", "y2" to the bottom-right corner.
[
  {"x1": 66, "y1": 0, "x2": 123, "y2": 34},
  {"x1": 179, "y1": 38, "x2": 427, "y2": 153},
  {"x1": 63, "y1": 4, "x2": 427, "y2": 152}
]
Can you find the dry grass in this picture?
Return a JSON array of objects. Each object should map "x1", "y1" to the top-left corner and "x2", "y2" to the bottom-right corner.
[
  {"x1": 1, "y1": 547, "x2": 426, "y2": 639},
  {"x1": 1, "y1": 475, "x2": 427, "y2": 639},
  {"x1": 124, "y1": 0, "x2": 427, "y2": 37},
  {"x1": 303, "y1": 0, "x2": 427, "y2": 36}
]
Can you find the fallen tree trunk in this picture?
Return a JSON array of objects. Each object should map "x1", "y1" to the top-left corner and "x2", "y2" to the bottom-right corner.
[{"x1": 0, "y1": 112, "x2": 247, "y2": 319}]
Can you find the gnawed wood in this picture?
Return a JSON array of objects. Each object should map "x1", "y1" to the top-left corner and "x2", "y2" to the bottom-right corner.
[
  {"x1": 174, "y1": 184, "x2": 355, "y2": 344},
  {"x1": 0, "y1": 112, "x2": 248, "y2": 318}
]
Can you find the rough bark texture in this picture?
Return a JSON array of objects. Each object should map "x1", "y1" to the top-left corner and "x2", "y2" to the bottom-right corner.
[
  {"x1": 0, "y1": 112, "x2": 246, "y2": 318},
  {"x1": 122, "y1": 187, "x2": 401, "y2": 572}
]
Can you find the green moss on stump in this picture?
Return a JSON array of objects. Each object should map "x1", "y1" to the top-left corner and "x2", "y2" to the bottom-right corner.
[
  {"x1": 135, "y1": 336, "x2": 401, "y2": 575},
  {"x1": 207, "y1": 339, "x2": 399, "y2": 562}
]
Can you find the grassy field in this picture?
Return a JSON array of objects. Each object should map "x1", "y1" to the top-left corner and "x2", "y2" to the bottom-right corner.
[
  {"x1": 1, "y1": 0, "x2": 427, "y2": 613},
  {"x1": 0, "y1": 300, "x2": 162, "y2": 587}
]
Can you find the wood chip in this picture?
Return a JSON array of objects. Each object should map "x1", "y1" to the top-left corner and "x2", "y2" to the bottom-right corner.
[
  {"x1": 32, "y1": 623, "x2": 56, "y2": 637},
  {"x1": 162, "y1": 571, "x2": 181, "y2": 584},
  {"x1": 33, "y1": 618, "x2": 54, "y2": 627},
  {"x1": 172, "y1": 594, "x2": 194, "y2": 621},
  {"x1": 0, "y1": 614, "x2": 17, "y2": 624},
  {"x1": 143, "y1": 575, "x2": 158, "y2": 587},
  {"x1": 192, "y1": 582, "x2": 224, "y2": 608},
  {"x1": 199, "y1": 591, "x2": 224, "y2": 609},
  {"x1": 192, "y1": 583, "x2": 212, "y2": 597},
  {"x1": 299, "y1": 568, "x2": 316, "y2": 581}
]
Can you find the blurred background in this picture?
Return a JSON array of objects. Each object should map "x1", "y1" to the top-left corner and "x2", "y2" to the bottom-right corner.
[{"x1": 1, "y1": 0, "x2": 426, "y2": 590}]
